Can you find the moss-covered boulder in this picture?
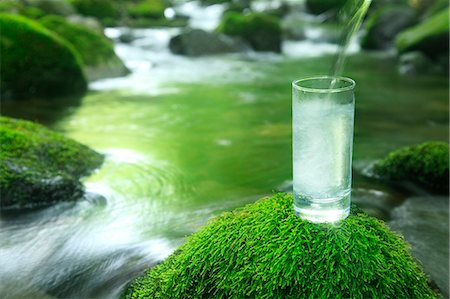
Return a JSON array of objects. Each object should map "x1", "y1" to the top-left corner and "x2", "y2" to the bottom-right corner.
[
  {"x1": 28, "y1": 0, "x2": 76, "y2": 16},
  {"x1": 373, "y1": 141, "x2": 449, "y2": 193},
  {"x1": 0, "y1": 117, "x2": 104, "y2": 210},
  {"x1": 362, "y1": 5, "x2": 417, "y2": 50},
  {"x1": 217, "y1": 12, "x2": 281, "y2": 52},
  {"x1": 70, "y1": 0, "x2": 120, "y2": 26},
  {"x1": 39, "y1": 15, "x2": 128, "y2": 81},
  {"x1": 122, "y1": 193, "x2": 438, "y2": 298},
  {"x1": 0, "y1": 13, "x2": 86, "y2": 100},
  {"x1": 127, "y1": 0, "x2": 167, "y2": 20},
  {"x1": 396, "y1": 8, "x2": 449, "y2": 58}
]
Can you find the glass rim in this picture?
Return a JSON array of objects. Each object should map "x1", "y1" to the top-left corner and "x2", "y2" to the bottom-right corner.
[{"x1": 292, "y1": 75, "x2": 356, "y2": 93}]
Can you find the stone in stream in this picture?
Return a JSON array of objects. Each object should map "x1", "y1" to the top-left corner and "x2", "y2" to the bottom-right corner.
[
  {"x1": 39, "y1": 15, "x2": 129, "y2": 81},
  {"x1": 122, "y1": 193, "x2": 438, "y2": 298},
  {"x1": 217, "y1": 12, "x2": 282, "y2": 52},
  {"x1": 372, "y1": 141, "x2": 449, "y2": 194},
  {"x1": 388, "y1": 196, "x2": 449, "y2": 298},
  {"x1": 169, "y1": 28, "x2": 249, "y2": 56},
  {"x1": 0, "y1": 13, "x2": 87, "y2": 100},
  {"x1": 0, "y1": 117, "x2": 104, "y2": 210}
]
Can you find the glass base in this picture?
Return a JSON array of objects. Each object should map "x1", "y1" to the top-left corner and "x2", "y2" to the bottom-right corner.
[{"x1": 293, "y1": 191, "x2": 350, "y2": 223}]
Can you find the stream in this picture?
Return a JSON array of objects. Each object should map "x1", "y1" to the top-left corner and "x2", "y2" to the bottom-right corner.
[{"x1": 0, "y1": 2, "x2": 448, "y2": 298}]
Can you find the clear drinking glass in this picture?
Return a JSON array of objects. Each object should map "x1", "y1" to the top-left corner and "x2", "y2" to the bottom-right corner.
[{"x1": 292, "y1": 76, "x2": 355, "y2": 223}]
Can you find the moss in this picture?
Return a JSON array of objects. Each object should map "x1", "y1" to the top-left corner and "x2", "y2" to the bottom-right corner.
[
  {"x1": 70, "y1": 0, "x2": 120, "y2": 21},
  {"x1": 396, "y1": 8, "x2": 449, "y2": 58},
  {"x1": 0, "y1": 13, "x2": 87, "y2": 100},
  {"x1": 123, "y1": 193, "x2": 438, "y2": 299},
  {"x1": 217, "y1": 12, "x2": 282, "y2": 52},
  {"x1": 373, "y1": 141, "x2": 449, "y2": 193},
  {"x1": 127, "y1": 0, "x2": 167, "y2": 20},
  {"x1": 40, "y1": 15, "x2": 116, "y2": 66},
  {"x1": 0, "y1": 117, "x2": 104, "y2": 209}
]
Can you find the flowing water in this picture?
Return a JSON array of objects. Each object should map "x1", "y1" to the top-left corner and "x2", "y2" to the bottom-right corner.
[{"x1": 0, "y1": 3, "x2": 448, "y2": 298}]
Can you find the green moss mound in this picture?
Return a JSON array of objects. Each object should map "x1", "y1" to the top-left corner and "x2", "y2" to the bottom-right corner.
[
  {"x1": 39, "y1": 15, "x2": 128, "y2": 80},
  {"x1": 70, "y1": 0, "x2": 119, "y2": 25},
  {"x1": 127, "y1": 0, "x2": 167, "y2": 20},
  {"x1": 123, "y1": 193, "x2": 438, "y2": 299},
  {"x1": 0, "y1": 13, "x2": 86, "y2": 100},
  {"x1": 217, "y1": 12, "x2": 281, "y2": 52},
  {"x1": 0, "y1": 117, "x2": 104, "y2": 209},
  {"x1": 373, "y1": 141, "x2": 449, "y2": 193},
  {"x1": 396, "y1": 8, "x2": 449, "y2": 58}
]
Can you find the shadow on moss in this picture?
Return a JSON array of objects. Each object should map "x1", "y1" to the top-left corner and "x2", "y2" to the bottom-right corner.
[{"x1": 122, "y1": 193, "x2": 439, "y2": 298}]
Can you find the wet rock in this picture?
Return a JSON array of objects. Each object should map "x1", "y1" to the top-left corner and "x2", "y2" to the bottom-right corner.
[
  {"x1": 169, "y1": 28, "x2": 249, "y2": 56},
  {"x1": 398, "y1": 51, "x2": 435, "y2": 75},
  {"x1": 0, "y1": 117, "x2": 104, "y2": 210},
  {"x1": 388, "y1": 196, "x2": 449, "y2": 298},
  {"x1": 362, "y1": 5, "x2": 417, "y2": 50}
]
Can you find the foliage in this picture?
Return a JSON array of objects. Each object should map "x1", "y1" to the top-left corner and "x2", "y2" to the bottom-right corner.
[
  {"x1": 396, "y1": 8, "x2": 449, "y2": 57},
  {"x1": 127, "y1": 0, "x2": 167, "y2": 19},
  {"x1": 0, "y1": 117, "x2": 104, "y2": 209},
  {"x1": 122, "y1": 193, "x2": 438, "y2": 299},
  {"x1": 305, "y1": 0, "x2": 347, "y2": 15},
  {"x1": 373, "y1": 141, "x2": 449, "y2": 193},
  {"x1": 70, "y1": 0, "x2": 120, "y2": 23},
  {"x1": 217, "y1": 12, "x2": 281, "y2": 52},
  {"x1": 0, "y1": 13, "x2": 86, "y2": 100},
  {"x1": 39, "y1": 15, "x2": 117, "y2": 66}
]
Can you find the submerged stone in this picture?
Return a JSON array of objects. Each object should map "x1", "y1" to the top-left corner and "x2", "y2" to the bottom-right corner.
[
  {"x1": 122, "y1": 193, "x2": 438, "y2": 298},
  {"x1": 373, "y1": 141, "x2": 449, "y2": 193},
  {"x1": 0, "y1": 117, "x2": 104, "y2": 210}
]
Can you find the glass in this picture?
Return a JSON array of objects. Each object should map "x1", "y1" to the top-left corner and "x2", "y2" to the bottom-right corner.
[{"x1": 292, "y1": 76, "x2": 355, "y2": 223}]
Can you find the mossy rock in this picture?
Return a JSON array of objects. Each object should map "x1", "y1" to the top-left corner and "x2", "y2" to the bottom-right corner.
[
  {"x1": 0, "y1": 13, "x2": 86, "y2": 100},
  {"x1": 305, "y1": 0, "x2": 347, "y2": 14},
  {"x1": 361, "y1": 5, "x2": 417, "y2": 50},
  {"x1": 373, "y1": 141, "x2": 449, "y2": 193},
  {"x1": 396, "y1": 8, "x2": 449, "y2": 58},
  {"x1": 70, "y1": 0, "x2": 120, "y2": 25},
  {"x1": 122, "y1": 193, "x2": 438, "y2": 298},
  {"x1": 40, "y1": 15, "x2": 129, "y2": 81},
  {"x1": 0, "y1": 117, "x2": 104, "y2": 210},
  {"x1": 127, "y1": 0, "x2": 167, "y2": 20},
  {"x1": 27, "y1": 0, "x2": 76, "y2": 16},
  {"x1": 217, "y1": 12, "x2": 281, "y2": 52}
]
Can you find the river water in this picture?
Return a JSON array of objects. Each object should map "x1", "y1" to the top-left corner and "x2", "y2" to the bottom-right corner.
[{"x1": 0, "y1": 2, "x2": 448, "y2": 298}]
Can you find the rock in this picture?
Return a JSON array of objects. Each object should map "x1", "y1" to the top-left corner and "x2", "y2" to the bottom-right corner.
[
  {"x1": 361, "y1": 5, "x2": 417, "y2": 50},
  {"x1": 39, "y1": 15, "x2": 129, "y2": 81},
  {"x1": 373, "y1": 141, "x2": 449, "y2": 193},
  {"x1": 27, "y1": 0, "x2": 75, "y2": 16},
  {"x1": 169, "y1": 28, "x2": 249, "y2": 56},
  {"x1": 0, "y1": 117, "x2": 104, "y2": 210},
  {"x1": 398, "y1": 51, "x2": 434, "y2": 75},
  {"x1": 305, "y1": 0, "x2": 346, "y2": 15},
  {"x1": 122, "y1": 193, "x2": 438, "y2": 298},
  {"x1": 217, "y1": 12, "x2": 282, "y2": 52},
  {"x1": 396, "y1": 8, "x2": 449, "y2": 58},
  {"x1": 118, "y1": 31, "x2": 137, "y2": 44},
  {"x1": 66, "y1": 14, "x2": 104, "y2": 34},
  {"x1": 389, "y1": 196, "x2": 449, "y2": 298},
  {"x1": 0, "y1": 13, "x2": 87, "y2": 100},
  {"x1": 71, "y1": 0, "x2": 120, "y2": 26}
]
